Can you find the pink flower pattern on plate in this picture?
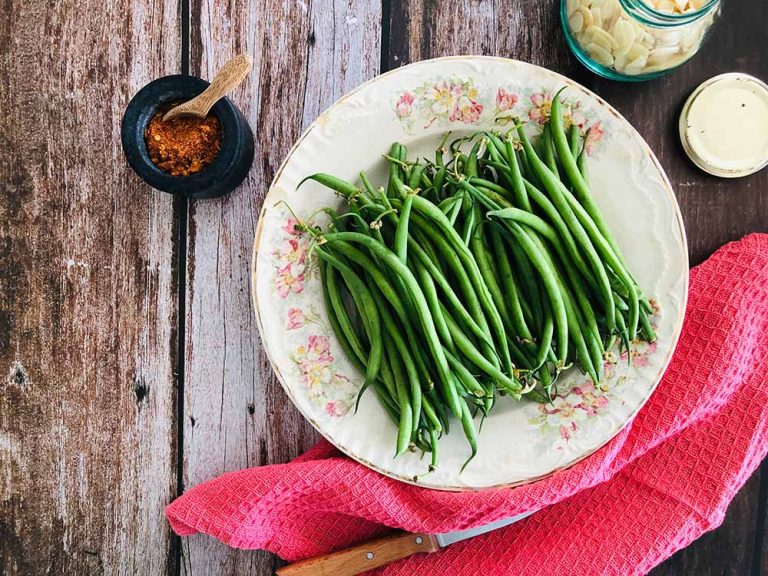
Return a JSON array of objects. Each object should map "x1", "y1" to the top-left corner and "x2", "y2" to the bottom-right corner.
[
  {"x1": 585, "y1": 121, "x2": 606, "y2": 155},
  {"x1": 272, "y1": 216, "x2": 314, "y2": 299},
  {"x1": 529, "y1": 91, "x2": 554, "y2": 124},
  {"x1": 274, "y1": 213, "x2": 359, "y2": 418},
  {"x1": 529, "y1": 333, "x2": 658, "y2": 444},
  {"x1": 274, "y1": 263, "x2": 305, "y2": 299},
  {"x1": 290, "y1": 334, "x2": 355, "y2": 416},
  {"x1": 394, "y1": 77, "x2": 485, "y2": 131},
  {"x1": 495, "y1": 87, "x2": 519, "y2": 112},
  {"x1": 286, "y1": 308, "x2": 306, "y2": 330},
  {"x1": 395, "y1": 92, "x2": 414, "y2": 119}
]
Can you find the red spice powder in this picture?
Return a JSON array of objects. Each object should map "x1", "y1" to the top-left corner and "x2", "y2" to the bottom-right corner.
[{"x1": 144, "y1": 103, "x2": 222, "y2": 177}]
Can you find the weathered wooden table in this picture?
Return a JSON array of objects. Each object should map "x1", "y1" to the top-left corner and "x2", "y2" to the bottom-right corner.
[{"x1": 2, "y1": 1, "x2": 767, "y2": 574}]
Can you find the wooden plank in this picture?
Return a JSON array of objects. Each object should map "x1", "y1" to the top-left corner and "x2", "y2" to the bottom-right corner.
[
  {"x1": 0, "y1": 1, "x2": 180, "y2": 574},
  {"x1": 385, "y1": 0, "x2": 768, "y2": 572},
  {"x1": 181, "y1": 1, "x2": 381, "y2": 574}
]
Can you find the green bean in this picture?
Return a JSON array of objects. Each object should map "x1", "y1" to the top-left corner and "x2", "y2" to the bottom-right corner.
[
  {"x1": 465, "y1": 139, "x2": 482, "y2": 177},
  {"x1": 468, "y1": 176, "x2": 510, "y2": 199},
  {"x1": 459, "y1": 398, "x2": 478, "y2": 473},
  {"x1": 359, "y1": 171, "x2": 377, "y2": 197},
  {"x1": 502, "y1": 141, "x2": 533, "y2": 211},
  {"x1": 517, "y1": 124, "x2": 617, "y2": 335},
  {"x1": 445, "y1": 350, "x2": 487, "y2": 398},
  {"x1": 421, "y1": 394, "x2": 442, "y2": 433},
  {"x1": 408, "y1": 163, "x2": 426, "y2": 190},
  {"x1": 371, "y1": 285, "x2": 421, "y2": 440},
  {"x1": 322, "y1": 262, "x2": 367, "y2": 367},
  {"x1": 375, "y1": 345, "x2": 400, "y2": 408},
  {"x1": 522, "y1": 180, "x2": 591, "y2": 280},
  {"x1": 551, "y1": 91, "x2": 626, "y2": 267},
  {"x1": 504, "y1": 220, "x2": 569, "y2": 367},
  {"x1": 382, "y1": 333, "x2": 414, "y2": 456},
  {"x1": 535, "y1": 310, "x2": 555, "y2": 370},
  {"x1": 323, "y1": 231, "x2": 462, "y2": 418},
  {"x1": 428, "y1": 426, "x2": 439, "y2": 471},
  {"x1": 299, "y1": 172, "x2": 361, "y2": 198},
  {"x1": 387, "y1": 143, "x2": 404, "y2": 196},
  {"x1": 433, "y1": 166, "x2": 447, "y2": 199},
  {"x1": 441, "y1": 305, "x2": 522, "y2": 394},
  {"x1": 409, "y1": 217, "x2": 494, "y2": 348},
  {"x1": 403, "y1": 195, "x2": 511, "y2": 376},
  {"x1": 488, "y1": 226, "x2": 533, "y2": 342},
  {"x1": 330, "y1": 241, "x2": 408, "y2": 322},
  {"x1": 470, "y1": 224, "x2": 511, "y2": 324},
  {"x1": 406, "y1": 232, "x2": 490, "y2": 346},
  {"x1": 438, "y1": 196, "x2": 462, "y2": 215},
  {"x1": 569, "y1": 124, "x2": 581, "y2": 160},
  {"x1": 461, "y1": 200, "x2": 478, "y2": 246},
  {"x1": 487, "y1": 206, "x2": 559, "y2": 242},
  {"x1": 315, "y1": 247, "x2": 383, "y2": 401},
  {"x1": 577, "y1": 148, "x2": 588, "y2": 181},
  {"x1": 414, "y1": 259, "x2": 454, "y2": 351},
  {"x1": 558, "y1": 183, "x2": 639, "y2": 338},
  {"x1": 374, "y1": 380, "x2": 401, "y2": 426},
  {"x1": 448, "y1": 194, "x2": 463, "y2": 226},
  {"x1": 542, "y1": 123, "x2": 558, "y2": 176},
  {"x1": 639, "y1": 307, "x2": 657, "y2": 343},
  {"x1": 615, "y1": 306, "x2": 631, "y2": 357},
  {"x1": 430, "y1": 390, "x2": 451, "y2": 435},
  {"x1": 395, "y1": 193, "x2": 414, "y2": 262},
  {"x1": 507, "y1": 235, "x2": 544, "y2": 331}
]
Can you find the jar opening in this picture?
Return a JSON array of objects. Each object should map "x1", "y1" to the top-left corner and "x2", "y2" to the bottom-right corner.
[{"x1": 620, "y1": 0, "x2": 719, "y2": 26}]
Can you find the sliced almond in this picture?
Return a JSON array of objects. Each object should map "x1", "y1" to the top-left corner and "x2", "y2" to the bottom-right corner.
[
  {"x1": 591, "y1": 6, "x2": 603, "y2": 27},
  {"x1": 585, "y1": 25, "x2": 619, "y2": 50},
  {"x1": 648, "y1": 46, "x2": 681, "y2": 66},
  {"x1": 627, "y1": 42, "x2": 650, "y2": 62},
  {"x1": 585, "y1": 42, "x2": 615, "y2": 66},
  {"x1": 612, "y1": 18, "x2": 637, "y2": 57},
  {"x1": 613, "y1": 52, "x2": 630, "y2": 72},
  {"x1": 569, "y1": 10, "x2": 586, "y2": 34},
  {"x1": 623, "y1": 64, "x2": 645, "y2": 76},
  {"x1": 574, "y1": 6, "x2": 594, "y2": 29},
  {"x1": 627, "y1": 51, "x2": 650, "y2": 69}
]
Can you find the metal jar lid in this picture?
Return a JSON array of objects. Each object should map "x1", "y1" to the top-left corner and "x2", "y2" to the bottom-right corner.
[{"x1": 679, "y1": 73, "x2": 768, "y2": 178}]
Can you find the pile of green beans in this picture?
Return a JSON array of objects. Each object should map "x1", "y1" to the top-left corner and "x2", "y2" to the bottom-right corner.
[{"x1": 298, "y1": 90, "x2": 655, "y2": 473}]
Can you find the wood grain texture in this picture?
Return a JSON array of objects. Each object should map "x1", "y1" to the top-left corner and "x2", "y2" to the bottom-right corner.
[
  {"x1": 386, "y1": 0, "x2": 768, "y2": 573},
  {"x1": 0, "y1": 0, "x2": 180, "y2": 574},
  {"x1": 181, "y1": 0, "x2": 381, "y2": 574}
]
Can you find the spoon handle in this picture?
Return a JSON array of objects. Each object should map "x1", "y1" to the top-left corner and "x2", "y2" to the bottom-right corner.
[{"x1": 164, "y1": 54, "x2": 252, "y2": 121}]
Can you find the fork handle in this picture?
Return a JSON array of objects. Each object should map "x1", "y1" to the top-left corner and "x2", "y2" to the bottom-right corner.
[{"x1": 275, "y1": 532, "x2": 439, "y2": 576}]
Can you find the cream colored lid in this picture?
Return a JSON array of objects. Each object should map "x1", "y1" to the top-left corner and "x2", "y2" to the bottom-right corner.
[{"x1": 680, "y1": 73, "x2": 768, "y2": 178}]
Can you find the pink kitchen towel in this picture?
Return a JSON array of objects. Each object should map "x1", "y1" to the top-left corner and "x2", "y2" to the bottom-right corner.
[{"x1": 166, "y1": 233, "x2": 768, "y2": 575}]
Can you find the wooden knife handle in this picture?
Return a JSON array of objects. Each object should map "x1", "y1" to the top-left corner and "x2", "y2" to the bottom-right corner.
[{"x1": 275, "y1": 532, "x2": 439, "y2": 576}]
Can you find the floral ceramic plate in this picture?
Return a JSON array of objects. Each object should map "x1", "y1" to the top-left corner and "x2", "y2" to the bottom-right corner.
[{"x1": 252, "y1": 56, "x2": 688, "y2": 490}]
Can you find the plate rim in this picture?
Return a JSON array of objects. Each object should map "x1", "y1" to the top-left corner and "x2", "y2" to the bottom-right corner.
[{"x1": 251, "y1": 55, "x2": 690, "y2": 491}]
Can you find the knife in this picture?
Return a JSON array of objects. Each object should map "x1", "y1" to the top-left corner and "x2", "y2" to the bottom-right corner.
[{"x1": 275, "y1": 510, "x2": 536, "y2": 576}]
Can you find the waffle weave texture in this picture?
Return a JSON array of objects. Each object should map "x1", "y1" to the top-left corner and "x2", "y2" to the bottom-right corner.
[{"x1": 167, "y1": 234, "x2": 768, "y2": 575}]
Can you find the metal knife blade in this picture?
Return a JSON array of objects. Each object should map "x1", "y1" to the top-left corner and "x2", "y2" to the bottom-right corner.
[{"x1": 434, "y1": 510, "x2": 537, "y2": 548}]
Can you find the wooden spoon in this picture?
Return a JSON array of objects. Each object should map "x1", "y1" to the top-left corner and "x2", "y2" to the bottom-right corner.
[{"x1": 163, "y1": 54, "x2": 253, "y2": 121}]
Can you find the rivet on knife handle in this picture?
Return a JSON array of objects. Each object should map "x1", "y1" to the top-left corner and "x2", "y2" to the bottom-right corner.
[{"x1": 275, "y1": 532, "x2": 439, "y2": 576}]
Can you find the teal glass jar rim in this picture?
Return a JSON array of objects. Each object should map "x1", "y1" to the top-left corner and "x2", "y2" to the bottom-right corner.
[{"x1": 619, "y1": 0, "x2": 720, "y2": 26}]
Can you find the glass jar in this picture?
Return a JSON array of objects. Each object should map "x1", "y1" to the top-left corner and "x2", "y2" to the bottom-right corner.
[{"x1": 561, "y1": 0, "x2": 722, "y2": 81}]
